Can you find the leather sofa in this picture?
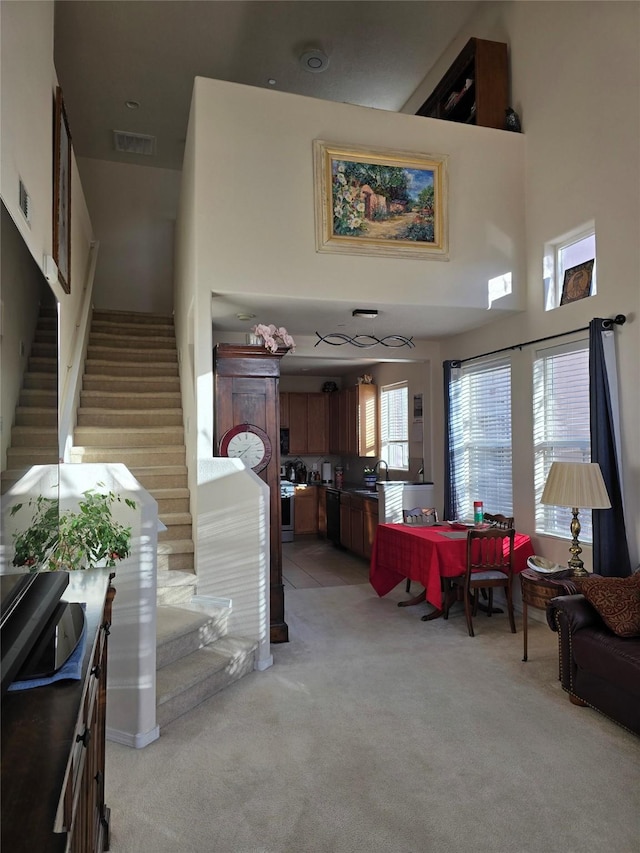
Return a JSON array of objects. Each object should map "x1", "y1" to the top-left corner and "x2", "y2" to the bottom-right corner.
[{"x1": 546, "y1": 593, "x2": 640, "y2": 735}]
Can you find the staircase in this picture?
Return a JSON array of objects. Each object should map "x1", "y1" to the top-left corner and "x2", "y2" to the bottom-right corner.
[
  {"x1": 70, "y1": 309, "x2": 257, "y2": 727},
  {"x1": 2, "y1": 305, "x2": 58, "y2": 494},
  {"x1": 70, "y1": 309, "x2": 195, "y2": 602}
]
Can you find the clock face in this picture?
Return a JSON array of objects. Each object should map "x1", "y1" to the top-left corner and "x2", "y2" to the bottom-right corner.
[{"x1": 219, "y1": 423, "x2": 272, "y2": 473}]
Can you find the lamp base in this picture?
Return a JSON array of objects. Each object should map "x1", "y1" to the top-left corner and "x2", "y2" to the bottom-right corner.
[{"x1": 568, "y1": 508, "x2": 588, "y2": 577}]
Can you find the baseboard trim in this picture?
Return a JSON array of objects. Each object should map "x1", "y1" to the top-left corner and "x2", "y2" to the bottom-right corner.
[{"x1": 107, "y1": 724, "x2": 160, "y2": 749}]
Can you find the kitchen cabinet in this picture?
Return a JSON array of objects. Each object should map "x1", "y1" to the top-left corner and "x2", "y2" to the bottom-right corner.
[
  {"x1": 415, "y1": 37, "x2": 508, "y2": 130},
  {"x1": 317, "y1": 486, "x2": 327, "y2": 537},
  {"x1": 280, "y1": 392, "x2": 289, "y2": 428},
  {"x1": 329, "y1": 385, "x2": 377, "y2": 457},
  {"x1": 340, "y1": 492, "x2": 352, "y2": 550},
  {"x1": 338, "y1": 492, "x2": 377, "y2": 558},
  {"x1": 294, "y1": 485, "x2": 319, "y2": 534},
  {"x1": 349, "y1": 495, "x2": 365, "y2": 557},
  {"x1": 287, "y1": 392, "x2": 329, "y2": 455},
  {"x1": 363, "y1": 499, "x2": 378, "y2": 559}
]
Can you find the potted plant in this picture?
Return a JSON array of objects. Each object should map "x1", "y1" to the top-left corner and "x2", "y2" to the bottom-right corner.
[
  {"x1": 363, "y1": 468, "x2": 377, "y2": 488},
  {"x1": 10, "y1": 485, "x2": 136, "y2": 572}
]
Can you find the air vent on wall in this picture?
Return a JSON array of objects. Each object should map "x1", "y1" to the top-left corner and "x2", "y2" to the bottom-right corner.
[
  {"x1": 113, "y1": 130, "x2": 156, "y2": 156},
  {"x1": 18, "y1": 178, "x2": 31, "y2": 225}
]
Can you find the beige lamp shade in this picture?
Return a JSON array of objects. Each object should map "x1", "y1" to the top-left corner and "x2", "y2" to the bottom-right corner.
[{"x1": 541, "y1": 462, "x2": 611, "y2": 509}]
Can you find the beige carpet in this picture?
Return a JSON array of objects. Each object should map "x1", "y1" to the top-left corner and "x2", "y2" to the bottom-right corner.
[{"x1": 106, "y1": 582, "x2": 639, "y2": 852}]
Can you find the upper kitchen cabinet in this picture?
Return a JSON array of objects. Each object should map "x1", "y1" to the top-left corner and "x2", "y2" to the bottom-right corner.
[
  {"x1": 415, "y1": 38, "x2": 508, "y2": 130},
  {"x1": 329, "y1": 385, "x2": 377, "y2": 458},
  {"x1": 286, "y1": 392, "x2": 329, "y2": 455}
]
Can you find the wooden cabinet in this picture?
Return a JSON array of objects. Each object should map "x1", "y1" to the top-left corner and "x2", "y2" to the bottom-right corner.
[
  {"x1": 317, "y1": 486, "x2": 327, "y2": 537},
  {"x1": 294, "y1": 485, "x2": 319, "y2": 534},
  {"x1": 1, "y1": 571, "x2": 115, "y2": 853},
  {"x1": 416, "y1": 38, "x2": 508, "y2": 130},
  {"x1": 363, "y1": 499, "x2": 378, "y2": 560},
  {"x1": 287, "y1": 392, "x2": 329, "y2": 455},
  {"x1": 280, "y1": 391, "x2": 289, "y2": 428},
  {"x1": 329, "y1": 385, "x2": 377, "y2": 457},
  {"x1": 338, "y1": 492, "x2": 377, "y2": 558}
]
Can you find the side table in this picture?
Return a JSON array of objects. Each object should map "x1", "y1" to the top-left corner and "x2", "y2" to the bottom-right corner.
[{"x1": 520, "y1": 569, "x2": 581, "y2": 661}]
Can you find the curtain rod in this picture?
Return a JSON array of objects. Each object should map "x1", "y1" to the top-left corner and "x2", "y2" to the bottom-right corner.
[{"x1": 454, "y1": 314, "x2": 627, "y2": 366}]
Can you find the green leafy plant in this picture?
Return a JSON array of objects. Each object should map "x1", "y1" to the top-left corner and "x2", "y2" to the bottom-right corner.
[{"x1": 10, "y1": 485, "x2": 136, "y2": 572}]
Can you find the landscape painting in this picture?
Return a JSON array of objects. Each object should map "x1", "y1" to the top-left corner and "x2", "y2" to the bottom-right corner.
[{"x1": 314, "y1": 141, "x2": 448, "y2": 260}]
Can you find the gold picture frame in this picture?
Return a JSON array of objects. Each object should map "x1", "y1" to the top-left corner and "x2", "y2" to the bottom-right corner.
[
  {"x1": 560, "y1": 259, "x2": 594, "y2": 306},
  {"x1": 53, "y1": 86, "x2": 72, "y2": 293},
  {"x1": 313, "y1": 140, "x2": 448, "y2": 260}
]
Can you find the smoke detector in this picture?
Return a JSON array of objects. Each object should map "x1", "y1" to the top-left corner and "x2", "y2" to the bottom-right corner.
[{"x1": 299, "y1": 49, "x2": 330, "y2": 73}]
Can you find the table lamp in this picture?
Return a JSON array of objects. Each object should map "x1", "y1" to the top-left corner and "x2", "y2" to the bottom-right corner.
[{"x1": 540, "y1": 461, "x2": 611, "y2": 577}]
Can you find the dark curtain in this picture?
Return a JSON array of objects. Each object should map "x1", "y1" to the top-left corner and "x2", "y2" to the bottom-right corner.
[
  {"x1": 589, "y1": 319, "x2": 631, "y2": 577},
  {"x1": 443, "y1": 360, "x2": 459, "y2": 521}
]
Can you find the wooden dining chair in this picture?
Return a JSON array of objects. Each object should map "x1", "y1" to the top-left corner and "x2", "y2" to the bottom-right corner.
[
  {"x1": 403, "y1": 508, "x2": 438, "y2": 592},
  {"x1": 443, "y1": 527, "x2": 517, "y2": 637},
  {"x1": 483, "y1": 512, "x2": 514, "y2": 529}
]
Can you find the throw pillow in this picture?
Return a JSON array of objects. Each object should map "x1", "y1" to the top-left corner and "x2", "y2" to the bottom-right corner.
[{"x1": 580, "y1": 573, "x2": 640, "y2": 638}]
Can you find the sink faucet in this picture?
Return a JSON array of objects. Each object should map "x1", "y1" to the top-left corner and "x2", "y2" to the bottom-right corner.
[{"x1": 373, "y1": 460, "x2": 389, "y2": 481}]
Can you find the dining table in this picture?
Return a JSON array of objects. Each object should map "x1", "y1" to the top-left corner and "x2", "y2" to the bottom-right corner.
[{"x1": 370, "y1": 523, "x2": 535, "y2": 620}]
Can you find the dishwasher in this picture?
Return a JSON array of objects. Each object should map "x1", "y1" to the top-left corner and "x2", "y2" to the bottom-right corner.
[{"x1": 325, "y1": 488, "x2": 341, "y2": 545}]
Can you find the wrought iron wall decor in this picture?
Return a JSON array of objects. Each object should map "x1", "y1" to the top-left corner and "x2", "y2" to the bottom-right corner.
[{"x1": 314, "y1": 331, "x2": 415, "y2": 349}]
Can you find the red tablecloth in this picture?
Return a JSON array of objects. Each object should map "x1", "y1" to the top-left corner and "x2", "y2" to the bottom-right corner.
[{"x1": 370, "y1": 524, "x2": 534, "y2": 609}]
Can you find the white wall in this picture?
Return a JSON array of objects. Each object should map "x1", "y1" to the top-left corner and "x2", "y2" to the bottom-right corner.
[
  {"x1": 1, "y1": 0, "x2": 95, "y2": 469},
  {"x1": 78, "y1": 158, "x2": 181, "y2": 314},
  {"x1": 415, "y1": 1, "x2": 640, "y2": 570}
]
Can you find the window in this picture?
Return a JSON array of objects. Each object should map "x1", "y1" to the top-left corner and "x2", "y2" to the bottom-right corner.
[
  {"x1": 449, "y1": 358, "x2": 512, "y2": 519},
  {"x1": 380, "y1": 382, "x2": 408, "y2": 469},
  {"x1": 533, "y1": 341, "x2": 591, "y2": 538},
  {"x1": 544, "y1": 225, "x2": 596, "y2": 310}
]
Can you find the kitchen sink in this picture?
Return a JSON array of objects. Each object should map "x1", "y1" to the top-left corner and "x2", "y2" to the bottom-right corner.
[{"x1": 351, "y1": 489, "x2": 379, "y2": 499}]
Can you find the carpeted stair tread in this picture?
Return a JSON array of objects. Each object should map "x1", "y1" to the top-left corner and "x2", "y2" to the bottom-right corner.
[
  {"x1": 80, "y1": 390, "x2": 182, "y2": 408},
  {"x1": 157, "y1": 539, "x2": 195, "y2": 555},
  {"x1": 156, "y1": 604, "x2": 231, "y2": 668},
  {"x1": 92, "y1": 309, "x2": 173, "y2": 326},
  {"x1": 70, "y1": 446, "x2": 186, "y2": 465},
  {"x1": 156, "y1": 637, "x2": 257, "y2": 728},
  {"x1": 74, "y1": 426, "x2": 184, "y2": 445},
  {"x1": 83, "y1": 361, "x2": 179, "y2": 378}
]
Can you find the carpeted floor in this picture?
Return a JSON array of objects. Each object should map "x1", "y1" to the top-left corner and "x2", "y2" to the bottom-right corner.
[{"x1": 106, "y1": 570, "x2": 639, "y2": 853}]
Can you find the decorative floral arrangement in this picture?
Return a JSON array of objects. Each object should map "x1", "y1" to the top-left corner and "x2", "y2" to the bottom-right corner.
[{"x1": 251, "y1": 324, "x2": 296, "y2": 353}]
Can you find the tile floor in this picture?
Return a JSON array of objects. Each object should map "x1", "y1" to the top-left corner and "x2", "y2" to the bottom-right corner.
[{"x1": 282, "y1": 537, "x2": 371, "y2": 589}]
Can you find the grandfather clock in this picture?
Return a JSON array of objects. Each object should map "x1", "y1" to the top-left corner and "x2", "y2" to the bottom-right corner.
[{"x1": 213, "y1": 343, "x2": 288, "y2": 643}]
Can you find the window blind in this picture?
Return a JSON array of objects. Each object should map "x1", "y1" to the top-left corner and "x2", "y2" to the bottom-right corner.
[
  {"x1": 380, "y1": 383, "x2": 408, "y2": 469},
  {"x1": 449, "y1": 358, "x2": 512, "y2": 519},
  {"x1": 533, "y1": 341, "x2": 591, "y2": 538}
]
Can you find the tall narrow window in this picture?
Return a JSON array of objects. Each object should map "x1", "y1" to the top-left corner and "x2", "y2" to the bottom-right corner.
[
  {"x1": 544, "y1": 225, "x2": 596, "y2": 310},
  {"x1": 533, "y1": 341, "x2": 591, "y2": 537},
  {"x1": 380, "y1": 382, "x2": 408, "y2": 469},
  {"x1": 449, "y1": 358, "x2": 512, "y2": 519}
]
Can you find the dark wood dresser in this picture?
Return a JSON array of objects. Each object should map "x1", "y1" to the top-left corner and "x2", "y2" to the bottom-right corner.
[{"x1": 1, "y1": 570, "x2": 115, "y2": 852}]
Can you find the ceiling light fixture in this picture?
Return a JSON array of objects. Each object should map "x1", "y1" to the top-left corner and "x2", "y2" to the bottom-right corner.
[
  {"x1": 236, "y1": 312, "x2": 256, "y2": 321},
  {"x1": 125, "y1": 100, "x2": 140, "y2": 110},
  {"x1": 352, "y1": 309, "x2": 378, "y2": 320},
  {"x1": 299, "y1": 49, "x2": 330, "y2": 73},
  {"x1": 267, "y1": 78, "x2": 277, "y2": 86}
]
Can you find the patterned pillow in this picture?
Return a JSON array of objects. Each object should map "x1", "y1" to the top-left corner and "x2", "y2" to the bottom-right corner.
[{"x1": 580, "y1": 573, "x2": 640, "y2": 638}]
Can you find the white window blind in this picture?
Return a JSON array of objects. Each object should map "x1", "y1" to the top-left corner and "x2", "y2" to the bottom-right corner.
[
  {"x1": 380, "y1": 383, "x2": 408, "y2": 469},
  {"x1": 533, "y1": 341, "x2": 591, "y2": 537},
  {"x1": 449, "y1": 358, "x2": 512, "y2": 520}
]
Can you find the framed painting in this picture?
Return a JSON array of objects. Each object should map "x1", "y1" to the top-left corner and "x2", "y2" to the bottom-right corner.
[
  {"x1": 53, "y1": 86, "x2": 72, "y2": 293},
  {"x1": 313, "y1": 140, "x2": 448, "y2": 260},
  {"x1": 560, "y1": 259, "x2": 594, "y2": 305}
]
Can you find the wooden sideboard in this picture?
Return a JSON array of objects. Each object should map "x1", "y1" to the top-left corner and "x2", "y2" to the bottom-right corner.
[{"x1": 1, "y1": 570, "x2": 115, "y2": 852}]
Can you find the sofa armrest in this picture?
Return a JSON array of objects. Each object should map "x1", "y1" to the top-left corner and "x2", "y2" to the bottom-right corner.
[
  {"x1": 545, "y1": 593, "x2": 604, "y2": 633},
  {"x1": 546, "y1": 594, "x2": 607, "y2": 694}
]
